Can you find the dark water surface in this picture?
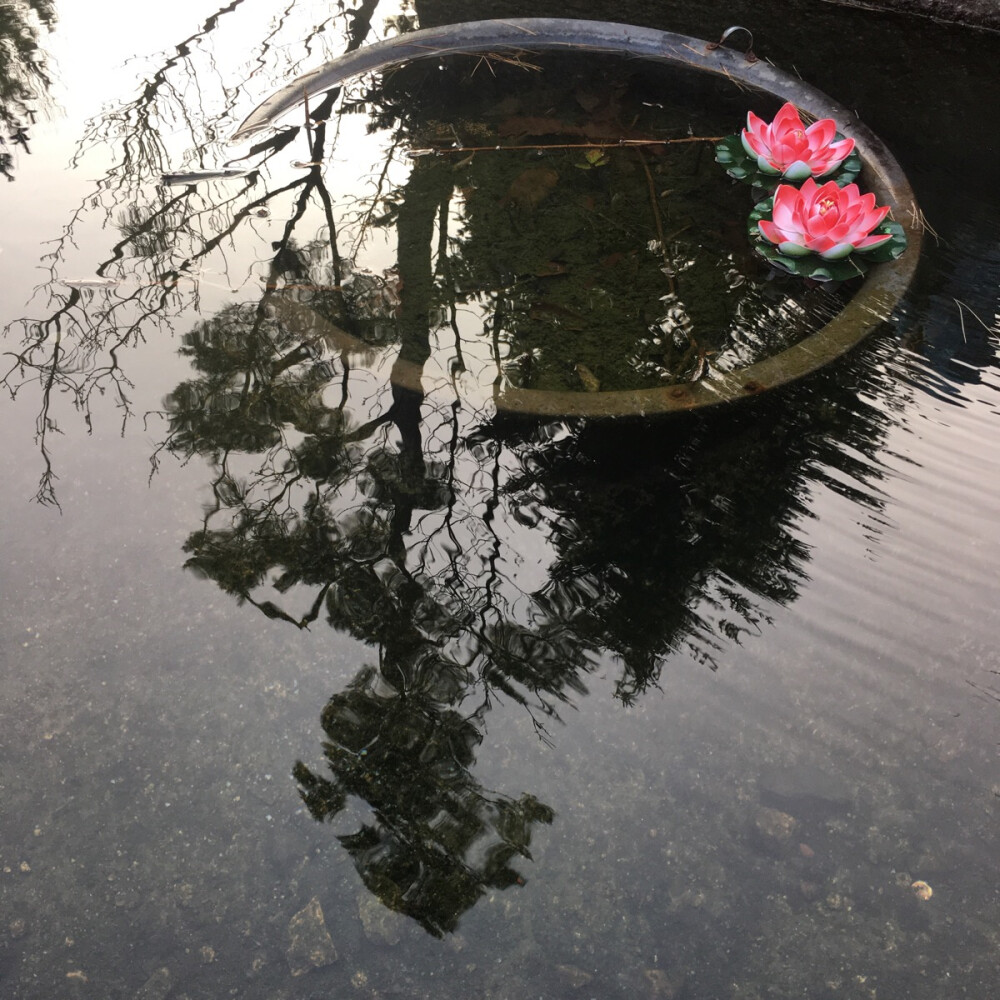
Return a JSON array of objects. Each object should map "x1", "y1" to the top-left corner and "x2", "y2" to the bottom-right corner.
[{"x1": 2, "y1": 2, "x2": 998, "y2": 998}]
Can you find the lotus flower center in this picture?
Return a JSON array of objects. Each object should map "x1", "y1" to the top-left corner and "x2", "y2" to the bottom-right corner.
[
  {"x1": 818, "y1": 197, "x2": 836, "y2": 215},
  {"x1": 791, "y1": 129, "x2": 805, "y2": 141}
]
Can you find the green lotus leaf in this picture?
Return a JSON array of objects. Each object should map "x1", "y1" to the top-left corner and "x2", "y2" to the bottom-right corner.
[{"x1": 757, "y1": 244, "x2": 868, "y2": 281}]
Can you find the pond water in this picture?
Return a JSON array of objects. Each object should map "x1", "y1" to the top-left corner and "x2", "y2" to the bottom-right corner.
[{"x1": 2, "y1": 2, "x2": 999, "y2": 998}]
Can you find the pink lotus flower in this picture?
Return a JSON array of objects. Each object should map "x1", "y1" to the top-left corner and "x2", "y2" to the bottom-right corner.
[
  {"x1": 742, "y1": 103, "x2": 855, "y2": 181},
  {"x1": 758, "y1": 179, "x2": 893, "y2": 260}
]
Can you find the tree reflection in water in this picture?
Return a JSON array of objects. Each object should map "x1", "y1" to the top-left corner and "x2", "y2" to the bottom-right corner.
[
  {"x1": 167, "y1": 139, "x2": 890, "y2": 930},
  {"x1": 294, "y1": 664, "x2": 554, "y2": 937},
  {"x1": 0, "y1": 0, "x2": 55, "y2": 181},
  {"x1": 2, "y1": 2, "x2": 904, "y2": 936}
]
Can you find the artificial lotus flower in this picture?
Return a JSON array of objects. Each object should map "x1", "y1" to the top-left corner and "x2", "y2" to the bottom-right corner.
[
  {"x1": 741, "y1": 102, "x2": 855, "y2": 182},
  {"x1": 757, "y1": 178, "x2": 891, "y2": 260}
]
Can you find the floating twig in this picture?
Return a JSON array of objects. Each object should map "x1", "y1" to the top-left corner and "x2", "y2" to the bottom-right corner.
[
  {"x1": 954, "y1": 298, "x2": 998, "y2": 344},
  {"x1": 406, "y1": 135, "x2": 723, "y2": 158}
]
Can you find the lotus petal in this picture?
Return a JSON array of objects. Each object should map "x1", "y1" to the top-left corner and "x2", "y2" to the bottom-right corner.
[
  {"x1": 825, "y1": 137, "x2": 855, "y2": 161},
  {"x1": 818, "y1": 242, "x2": 856, "y2": 260},
  {"x1": 784, "y1": 159, "x2": 813, "y2": 182},
  {"x1": 758, "y1": 220, "x2": 784, "y2": 244},
  {"x1": 854, "y1": 232, "x2": 893, "y2": 250},
  {"x1": 805, "y1": 118, "x2": 836, "y2": 148},
  {"x1": 772, "y1": 103, "x2": 803, "y2": 134},
  {"x1": 742, "y1": 130, "x2": 762, "y2": 158},
  {"x1": 757, "y1": 154, "x2": 781, "y2": 174},
  {"x1": 778, "y1": 240, "x2": 813, "y2": 257},
  {"x1": 746, "y1": 110, "x2": 769, "y2": 137}
]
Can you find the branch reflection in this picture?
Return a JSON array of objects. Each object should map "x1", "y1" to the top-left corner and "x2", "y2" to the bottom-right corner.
[{"x1": 2, "y1": 0, "x2": 390, "y2": 504}]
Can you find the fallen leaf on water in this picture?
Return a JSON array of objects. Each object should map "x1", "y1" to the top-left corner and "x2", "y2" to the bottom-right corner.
[
  {"x1": 503, "y1": 166, "x2": 559, "y2": 209},
  {"x1": 529, "y1": 301, "x2": 585, "y2": 329},
  {"x1": 575, "y1": 363, "x2": 601, "y2": 392},
  {"x1": 498, "y1": 115, "x2": 582, "y2": 138},
  {"x1": 575, "y1": 148, "x2": 609, "y2": 169},
  {"x1": 533, "y1": 261, "x2": 568, "y2": 277},
  {"x1": 574, "y1": 87, "x2": 604, "y2": 113}
]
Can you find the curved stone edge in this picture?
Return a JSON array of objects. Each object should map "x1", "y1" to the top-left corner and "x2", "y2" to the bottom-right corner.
[
  {"x1": 233, "y1": 19, "x2": 922, "y2": 418},
  {"x1": 232, "y1": 19, "x2": 775, "y2": 142}
]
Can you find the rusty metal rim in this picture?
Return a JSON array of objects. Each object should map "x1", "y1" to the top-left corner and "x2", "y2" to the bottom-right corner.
[{"x1": 234, "y1": 19, "x2": 922, "y2": 417}]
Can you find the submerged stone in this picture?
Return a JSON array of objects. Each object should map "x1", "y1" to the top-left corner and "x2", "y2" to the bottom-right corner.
[
  {"x1": 134, "y1": 967, "x2": 172, "y2": 1000},
  {"x1": 286, "y1": 896, "x2": 339, "y2": 975},
  {"x1": 644, "y1": 967, "x2": 685, "y2": 998},
  {"x1": 758, "y1": 761, "x2": 854, "y2": 814},
  {"x1": 754, "y1": 805, "x2": 799, "y2": 842},
  {"x1": 357, "y1": 892, "x2": 404, "y2": 946}
]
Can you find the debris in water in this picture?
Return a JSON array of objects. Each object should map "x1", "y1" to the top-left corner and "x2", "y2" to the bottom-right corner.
[
  {"x1": 575, "y1": 363, "x2": 601, "y2": 392},
  {"x1": 503, "y1": 165, "x2": 559, "y2": 209},
  {"x1": 61, "y1": 277, "x2": 120, "y2": 289},
  {"x1": 555, "y1": 964, "x2": 593, "y2": 988},
  {"x1": 160, "y1": 168, "x2": 250, "y2": 185},
  {"x1": 911, "y1": 880, "x2": 933, "y2": 900}
]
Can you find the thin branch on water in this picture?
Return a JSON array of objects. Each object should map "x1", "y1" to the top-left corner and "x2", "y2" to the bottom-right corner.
[
  {"x1": 408, "y1": 136, "x2": 723, "y2": 156},
  {"x1": 636, "y1": 147, "x2": 674, "y2": 296},
  {"x1": 953, "y1": 298, "x2": 999, "y2": 344}
]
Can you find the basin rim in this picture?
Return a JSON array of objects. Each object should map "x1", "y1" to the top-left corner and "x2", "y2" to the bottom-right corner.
[{"x1": 233, "y1": 18, "x2": 922, "y2": 417}]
